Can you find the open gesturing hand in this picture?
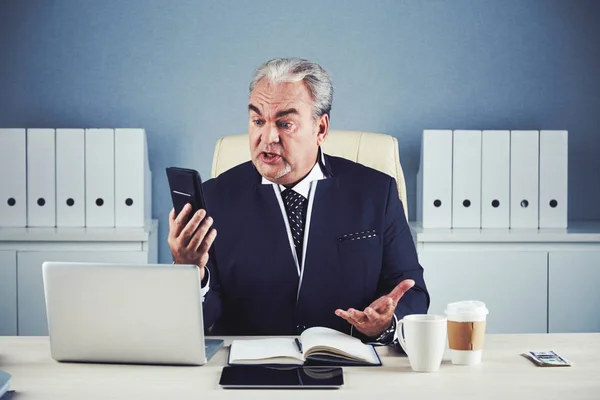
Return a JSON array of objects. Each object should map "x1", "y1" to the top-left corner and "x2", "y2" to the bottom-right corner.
[{"x1": 335, "y1": 279, "x2": 415, "y2": 338}]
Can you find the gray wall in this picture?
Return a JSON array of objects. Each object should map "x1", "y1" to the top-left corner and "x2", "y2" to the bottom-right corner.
[{"x1": 1, "y1": 0, "x2": 599, "y2": 263}]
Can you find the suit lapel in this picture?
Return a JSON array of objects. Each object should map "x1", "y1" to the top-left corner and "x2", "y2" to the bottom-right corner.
[
  {"x1": 304, "y1": 177, "x2": 340, "y2": 252},
  {"x1": 254, "y1": 182, "x2": 300, "y2": 276}
]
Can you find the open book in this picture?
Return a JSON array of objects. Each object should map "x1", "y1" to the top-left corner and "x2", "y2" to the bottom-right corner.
[{"x1": 228, "y1": 327, "x2": 382, "y2": 367}]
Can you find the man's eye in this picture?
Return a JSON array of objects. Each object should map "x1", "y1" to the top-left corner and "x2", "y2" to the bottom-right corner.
[
  {"x1": 277, "y1": 121, "x2": 292, "y2": 129},
  {"x1": 253, "y1": 119, "x2": 265, "y2": 127}
]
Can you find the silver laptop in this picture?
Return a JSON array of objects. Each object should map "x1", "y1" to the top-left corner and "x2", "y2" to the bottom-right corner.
[{"x1": 42, "y1": 262, "x2": 221, "y2": 366}]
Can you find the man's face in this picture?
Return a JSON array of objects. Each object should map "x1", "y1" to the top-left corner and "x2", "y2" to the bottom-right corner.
[{"x1": 248, "y1": 79, "x2": 328, "y2": 186}]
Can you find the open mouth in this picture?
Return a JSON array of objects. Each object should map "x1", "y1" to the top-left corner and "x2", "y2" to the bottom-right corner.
[{"x1": 261, "y1": 152, "x2": 282, "y2": 163}]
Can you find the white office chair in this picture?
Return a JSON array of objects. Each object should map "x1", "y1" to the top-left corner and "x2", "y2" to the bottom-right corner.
[{"x1": 211, "y1": 130, "x2": 408, "y2": 220}]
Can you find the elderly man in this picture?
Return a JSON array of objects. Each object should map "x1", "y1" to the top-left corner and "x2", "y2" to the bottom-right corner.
[{"x1": 168, "y1": 58, "x2": 429, "y2": 344}]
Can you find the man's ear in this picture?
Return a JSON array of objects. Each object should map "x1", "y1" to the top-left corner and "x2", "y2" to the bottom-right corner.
[{"x1": 316, "y1": 114, "x2": 329, "y2": 146}]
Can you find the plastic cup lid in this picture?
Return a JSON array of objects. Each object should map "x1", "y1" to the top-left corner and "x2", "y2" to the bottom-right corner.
[{"x1": 445, "y1": 300, "x2": 489, "y2": 316}]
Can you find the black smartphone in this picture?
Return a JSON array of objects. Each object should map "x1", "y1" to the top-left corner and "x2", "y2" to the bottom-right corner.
[
  {"x1": 165, "y1": 167, "x2": 208, "y2": 219},
  {"x1": 219, "y1": 366, "x2": 344, "y2": 389}
]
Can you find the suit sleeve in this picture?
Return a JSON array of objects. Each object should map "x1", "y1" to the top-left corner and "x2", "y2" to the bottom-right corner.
[
  {"x1": 201, "y1": 245, "x2": 223, "y2": 332},
  {"x1": 379, "y1": 177, "x2": 430, "y2": 319}
]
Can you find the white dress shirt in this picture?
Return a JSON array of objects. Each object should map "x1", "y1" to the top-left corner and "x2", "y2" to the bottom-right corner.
[{"x1": 264, "y1": 160, "x2": 326, "y2": 200}]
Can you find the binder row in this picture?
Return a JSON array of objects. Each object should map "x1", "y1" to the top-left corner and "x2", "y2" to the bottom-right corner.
[
  {"x1": 0, "y1": 128, "x2": 152, "y2": 228},
  {"x1": 416, "y1": 130, "x2": 568, "y2": 229}
]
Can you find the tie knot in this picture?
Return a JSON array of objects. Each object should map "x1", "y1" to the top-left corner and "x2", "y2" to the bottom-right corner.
[{"x1": 282, "y1": 189, "x2": 305, "y2": 206}]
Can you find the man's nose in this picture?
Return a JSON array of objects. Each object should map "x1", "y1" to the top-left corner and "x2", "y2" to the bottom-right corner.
[{"x1": 263, "y1": 124, "x2": 280, "y2": 144}]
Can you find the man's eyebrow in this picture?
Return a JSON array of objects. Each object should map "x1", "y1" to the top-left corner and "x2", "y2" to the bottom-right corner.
[
  {"x1": 248, "y1": 105, "x2": 299, "y2": 119},
  {"x1": 275, "y1": 108, "x2": 298, "y2": 118},
  {"x1": 248, "y1": 104, "x2": 262, "y2": 115}
]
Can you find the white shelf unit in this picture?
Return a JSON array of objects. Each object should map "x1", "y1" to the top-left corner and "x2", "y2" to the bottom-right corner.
[
  {"x1": 411, "y1": 221, "x2": 600, "y2": 334},
  {"x1": 0, "y1": 219, "x2": 158, "y2": 336}
]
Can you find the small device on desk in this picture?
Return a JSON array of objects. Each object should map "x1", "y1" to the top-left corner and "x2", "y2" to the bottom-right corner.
[{"x1": 219, "y1": 366, "x2": 344, "y2": 389}]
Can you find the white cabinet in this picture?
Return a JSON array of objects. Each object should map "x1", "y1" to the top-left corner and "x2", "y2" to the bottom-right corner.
[
  {"x1": 420, "y1": 251, "x2": 547, "y2": 333},
  {"x1": 0, "y1": 220, "x2": 158, "y2": 336},
  {"x1": 549, "y1": 251, "x2": 600, "y2": 333},
  {"x1": 0, "y1": 251, "x2": 17, "y2": 335},
  {"x1": 412, "y1": 221, "x2": 600, "y2": 334}
]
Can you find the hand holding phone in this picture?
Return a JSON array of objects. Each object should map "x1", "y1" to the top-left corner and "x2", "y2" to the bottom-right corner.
[{"x1": 166, "y1": 167, "x2": 217, "y2": 274}]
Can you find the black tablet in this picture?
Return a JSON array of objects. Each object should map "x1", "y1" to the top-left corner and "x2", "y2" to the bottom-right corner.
[{"x1": 219, "y1": 366, "x2": 344, "y2": 389}]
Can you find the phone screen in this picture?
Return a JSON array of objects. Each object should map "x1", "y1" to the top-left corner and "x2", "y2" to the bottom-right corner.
[{"x1": 219, "y1": 366, "x2": 344, "y2": 389}]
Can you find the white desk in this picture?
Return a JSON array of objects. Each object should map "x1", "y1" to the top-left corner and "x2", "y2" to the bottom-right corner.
[{"x1": 1, "y1": 334, "x2": 599, "y2": 399}]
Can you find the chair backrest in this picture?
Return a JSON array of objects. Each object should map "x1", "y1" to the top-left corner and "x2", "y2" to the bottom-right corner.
[{"x1": 211, "y1": 130, "x2": 408, "y2": 219}]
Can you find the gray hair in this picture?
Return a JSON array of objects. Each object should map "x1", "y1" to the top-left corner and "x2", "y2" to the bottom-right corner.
[{"x1": 249, "y1": 58, "x2": 333, "y2": 119}]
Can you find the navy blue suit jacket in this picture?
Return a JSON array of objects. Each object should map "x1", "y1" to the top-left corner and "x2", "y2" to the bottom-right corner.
[{"x1": 201, "y1": 153, "x2": 429, "y2": 336}]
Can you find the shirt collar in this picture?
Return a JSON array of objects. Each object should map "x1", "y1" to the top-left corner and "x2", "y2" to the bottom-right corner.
[{"x1": 261, "y1": 159, "x2": 326, "y2": 198}]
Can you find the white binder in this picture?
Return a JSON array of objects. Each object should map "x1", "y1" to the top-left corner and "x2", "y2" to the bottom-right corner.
[
  {"x1": 452, "y1": 130, "x2": 482, "y2": 228},
  {"x1": 115, "y1": 128, "x2": 152, "y2": 227},
  {"x1": 510, "y1": 130, "x2": 539, "y2": 229},
  {"x1": 481, "y1": 130, "x2": 510, "y2": 228},
  {"x1": 0, "y1": 129, "x2": 27, "y2": 227},
  {"x1": 539, "y1": 130, "x2": 568, "y2": 228},
  {"x1": 417, "y1": 130, "x2": 453, "y2": 228},
  {"x1": 27, "y1": 129, "x2": 56, "y2": 227},
  {"x1": 85, "y1": 129, "x2": 115, "y2": 227},
  {"x1": 56, "y1": 129, "x2": 85, "y2": 227}
]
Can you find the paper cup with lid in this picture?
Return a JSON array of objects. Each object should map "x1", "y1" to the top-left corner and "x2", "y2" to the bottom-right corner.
[{"x1": 445, "y1": 301, "x2": 489, "y2": 365}]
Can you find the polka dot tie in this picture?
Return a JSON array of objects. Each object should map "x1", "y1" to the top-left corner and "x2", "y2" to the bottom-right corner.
[{"x1": 282, "y1": 189, "x2": 308, "y2": 264}]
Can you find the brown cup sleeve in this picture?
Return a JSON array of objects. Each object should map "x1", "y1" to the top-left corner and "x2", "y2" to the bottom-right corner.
[{"x1": 448, "y1": 321, "x2": 486, "y2": 351}]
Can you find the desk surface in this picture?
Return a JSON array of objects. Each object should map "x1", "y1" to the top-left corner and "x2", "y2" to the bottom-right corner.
[{"x1": 1, "y1": 334, "x2": 599, "y2": 400}]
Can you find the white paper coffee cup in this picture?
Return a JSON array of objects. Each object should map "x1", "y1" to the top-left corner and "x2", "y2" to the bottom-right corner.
[{"x1": 445, "y1": 301, "x2": 489, "y2": 365}]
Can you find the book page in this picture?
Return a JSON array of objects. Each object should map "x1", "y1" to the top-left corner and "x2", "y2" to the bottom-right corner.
[
  {"x1": 300, "y1": 327, "x2": 380, "y2": 364},
  {"x1": 229, "y1": 338, "x2": 304, "y2": 365}
]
